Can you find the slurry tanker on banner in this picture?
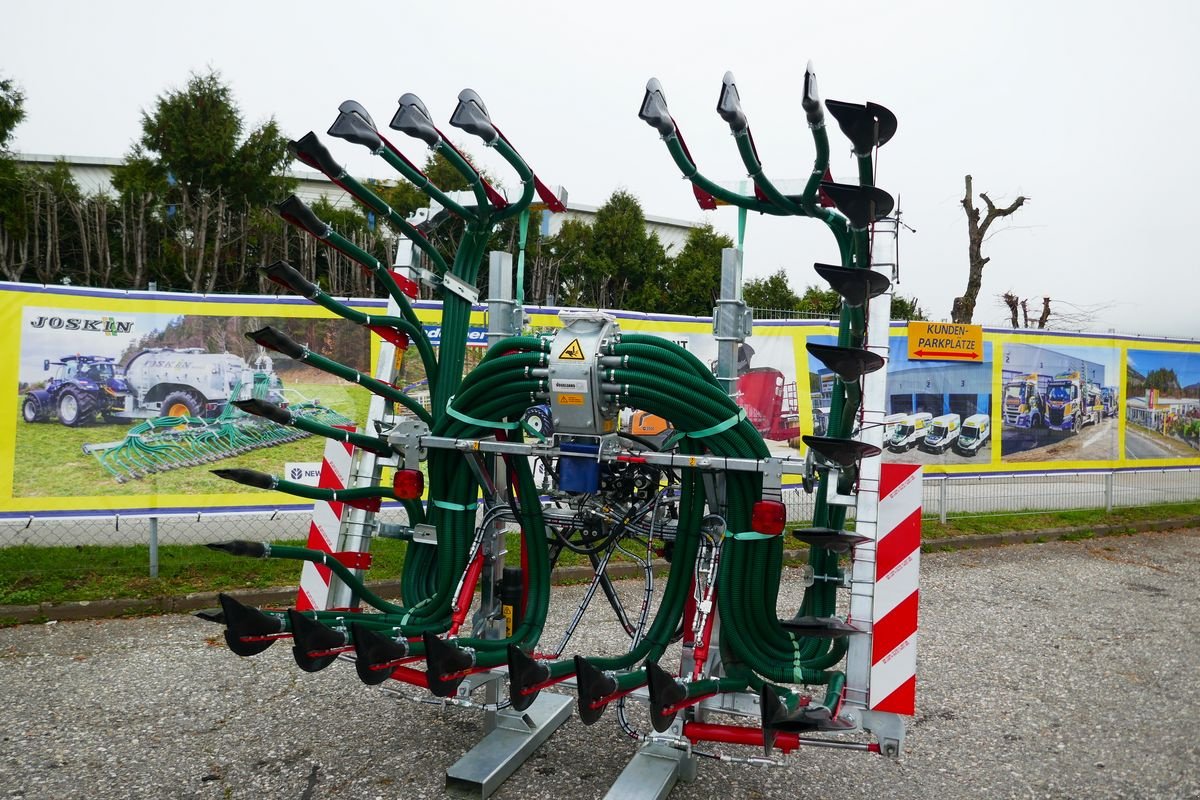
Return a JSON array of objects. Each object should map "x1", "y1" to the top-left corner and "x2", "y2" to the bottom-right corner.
[{"x1": 1, "y1": 281, "x2": 1197, "y2": 519}]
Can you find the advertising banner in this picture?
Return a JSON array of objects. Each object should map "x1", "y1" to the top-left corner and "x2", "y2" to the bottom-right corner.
[
  {"x1": 3, "y1": 283, "x2": 386, "y2": 519},
  {"x1": 3, "y1": 282, "x2": 1198, "y2": 519}
]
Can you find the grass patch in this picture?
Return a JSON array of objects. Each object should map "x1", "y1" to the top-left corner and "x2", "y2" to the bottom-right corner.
[
  {"x1": 3, "y1": 503, "x2": 1199, "y2": 608},
  {"x1": 0, "y1": 538, "x2": 408, "y2": 606},
  {"x1": 920, "y1": 502, "x2": 1200, "y2": 540}
]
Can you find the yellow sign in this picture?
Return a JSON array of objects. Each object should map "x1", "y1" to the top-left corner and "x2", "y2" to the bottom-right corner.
[
  {"x1": 906, "y1": 321, "x2": 984, "y2": 362},
  {"x1": 557, "y1": 393, "x2": 585, "y2": 406},
  {"x1": 558, "y1": 338, "x2": 585, "y2": 360}
]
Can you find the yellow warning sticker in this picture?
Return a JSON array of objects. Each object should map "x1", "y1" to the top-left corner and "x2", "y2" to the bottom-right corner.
[
  {"x1": 557, "y1": 393, "x2": 585, "y2": 406},
  {"x1": 558, "y1": 338, "x2": 586, "y2": 360}
]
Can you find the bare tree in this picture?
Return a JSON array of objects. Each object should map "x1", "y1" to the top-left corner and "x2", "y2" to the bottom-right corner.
[
  {"x1": 952, "y1": 174, "x2": 1028, "y2": 323},
  {"x1": 1001, "y1": 292, "x2": 1051, "y2": 328},
  {"x1": 998, "y1": 291, "x2": 1114, "y2": 331}
]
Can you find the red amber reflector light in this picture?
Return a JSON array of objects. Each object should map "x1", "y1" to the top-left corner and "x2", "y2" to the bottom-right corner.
[
  {"x1": 393, "y1": 469, "x2": 424, "y2": 500},
  {"x1": 751, "y1": 500, "x2": 787, "y2": 536}
]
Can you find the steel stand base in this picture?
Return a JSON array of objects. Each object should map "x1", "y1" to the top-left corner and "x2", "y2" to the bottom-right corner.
[
  {"x1": 444, "y1": 691, "x2": 573, "y2": 798},
  {"x1": 602, "y1": 741, "x2": 698, "y2": 800}
]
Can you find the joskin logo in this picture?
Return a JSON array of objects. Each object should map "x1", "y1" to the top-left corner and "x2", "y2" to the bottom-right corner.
[{"x1": 29, "y1": 315, "x2": 134, "y2": 336}]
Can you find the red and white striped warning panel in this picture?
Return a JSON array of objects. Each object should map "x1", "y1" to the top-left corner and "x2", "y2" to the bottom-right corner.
[
  {"x1": 869, "y1": 462, "x2": 922, "y2": 715},
  {"x1": 295, "y1": 435, "x2": 355, "y2": 612}
]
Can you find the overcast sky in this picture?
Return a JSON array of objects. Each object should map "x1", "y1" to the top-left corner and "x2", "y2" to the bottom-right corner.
[{"x1": 5, "y1": 1, "x2": 1199, "y2": 338}]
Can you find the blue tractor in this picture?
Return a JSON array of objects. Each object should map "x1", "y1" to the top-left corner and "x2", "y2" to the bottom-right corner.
[{"x1": 22, "y1": 355, "x2": 130, "y2": 427}]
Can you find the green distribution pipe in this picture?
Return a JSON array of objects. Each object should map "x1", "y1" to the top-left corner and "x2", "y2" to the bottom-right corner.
[
  {"x1": 318, "y1": 226, "x2": 426, "y2": 327},
  {"x1": 336, "y1": 182, "x2": 447, "y2": 275},
  {"x1": 212, "y1": 468, "x2": 397, "y2": 506},
  {"x1": 284, "y1": 342, "x2": 432, "y2": 425},
  {"x1": 732, "y1": 132, "x2": 804, "y2": 216},
  {"x1": 275, "y1": 199, "x2": 428, "y2": 337},
  {"x1": 661, "y1": 136, "x2": 788, "y2": 216},
  {"x1": 483, "y1": 335, "x2": 550, "y2": 359},
  {"x1": 261, "y1": 279, "x2": 439, "y2": 394},
  {"x1": 335, "y1": 169, "x2": 449, "y2": 272},
  {"x1": 376, "y1": 144, "x2": 473, "y2": 220},
  {"x1": 489, "y1": 139, "x2": 537, "y2": 223},
  {"x1": 798, "y1": 100, "x2": 853, "y2": 265},
  {"x1": 289, "y1": 133, "x2": 449, "y2": 274},
  {"x1": 266, "y1": 407, "x2": 394, "y2": 458},
  {"x1": 431, "y1": 139, "x2": 490, "y2": 212}
]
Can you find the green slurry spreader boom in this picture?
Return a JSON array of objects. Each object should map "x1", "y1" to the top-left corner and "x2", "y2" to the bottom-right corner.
[{"x1": 196, "y1": 69, "x2": 920, "y2": 798}]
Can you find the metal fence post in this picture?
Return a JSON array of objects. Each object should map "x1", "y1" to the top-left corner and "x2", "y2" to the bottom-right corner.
[
  {"x1": 939, "y1": 477, "x2": 948, "y2": 524},
  {"x1": 149, "y1": 517, "x2": 159, "y2": 578},
  {"x1": 1105, "y1": 471, "x2": 1114, "y2": 513},
  {"x1": 147, "y1": 282, "x2": 161, "y2": 580}
]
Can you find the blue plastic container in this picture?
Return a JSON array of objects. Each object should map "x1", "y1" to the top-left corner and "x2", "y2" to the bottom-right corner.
[{"x1": 559, "y1": 441, "x2": 601, "y2": 493}]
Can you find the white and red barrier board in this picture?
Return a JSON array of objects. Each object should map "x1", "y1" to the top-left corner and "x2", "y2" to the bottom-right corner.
[
  {"x1": 869, "y1": 462, "x2": 921, "y2": 715},
  {"x1": 295, "y1": 436, "x2": 354, "y2": 611}
]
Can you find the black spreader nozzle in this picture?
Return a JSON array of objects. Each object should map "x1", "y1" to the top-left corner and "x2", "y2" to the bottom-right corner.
[
  {"x1": 350, "y1": 622, "x2": 409, "y2": 686},
  {"x1": 275, "y1": 195, "x2": 331, "y2": 239},
  {"x1": 645, "y1": 661, "x2": 687, "y2": 733},
  {"x1": 759, "y1": 684, "x2": 823, "y2": 740},
  {"x1": 217, "y1": 593, "x2": 284, "y2": 657},
  {"x1": 390, "y1": 94, "x2": 440, "y2": 148},
  {"x1": 286, "y1": 610, "x2": 345, "y2": 673},
  {"x1": 806, "y1": 343, "x2": 886, "y2": 383},
  {"x1": 791, "y1": 527, "x2": 872, "y2": 554},
  {"x1": 328, "y1": 100, "x2": 383, "y2": 151},
  {"x1": 262, "y1": 260, "x2": 319, "y2": 299},
  {"x1": 818, "y1": 182, "x2": 895, "y2": 229},
  {"x1": 825, "y1": 99, "x2": 898, "y2": 153},
  {"x1": 507, "y1": 645, "x2": 551, "y2": 712},
  {"x1": 206, "y1": 540, "x2": 268, "y2": 558},
  {"x1": 211, "y1": 469, "x2": 276, "y2": 491},
  {"x1": 232, "y1": 398, "x2": 293, "y2": 426},
  {"x1": 802, "y1": 436, "x2": 882, "y2": 467},
  {"x1": 813, "y1": 263, "x2": 891, "y2": 307},
  {"x1": 573, "y1": 656, "x2": 618, "y2": 726},
  {"x1": 716, "y1": 71, "x2": 748, "y2": 133},
  {"x1": 779, "y1": 615, "x2": 864, "y2": 638},
  {"x1": 246, "y1": 326, "x2": 306, "y2": 361},
  {"x1": 422, "y1": 633, "x2": 473, "y2": 698},
  {"x1": 449, "y1": 88, "x2": 498, "y2": 144},
  {"x1": 639, "y1": 79, "x2": 675, "y2": 138},
  {"x1": 288, "y1": 132, "x2": 344, "y2": 178}
]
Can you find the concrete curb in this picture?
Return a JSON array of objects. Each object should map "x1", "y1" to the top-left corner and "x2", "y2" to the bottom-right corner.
[{"x1": 5, "y1": 516, "x2": 1199, "y2": 625}]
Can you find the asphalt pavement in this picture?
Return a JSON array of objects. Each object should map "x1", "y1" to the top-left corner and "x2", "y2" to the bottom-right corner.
[{"x1": 1, "y1": 529, "x2": 1198, "y2": 799}]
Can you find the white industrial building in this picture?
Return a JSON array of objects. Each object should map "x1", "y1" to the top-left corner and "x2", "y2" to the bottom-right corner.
[{"x1": 14, "y1": 154, "x2": 702, "y2": 252}]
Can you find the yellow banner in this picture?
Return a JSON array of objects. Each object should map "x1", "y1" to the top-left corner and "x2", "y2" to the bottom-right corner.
[{"x1": 2, "y1": 282, "x2": 1198, "y2": 519}]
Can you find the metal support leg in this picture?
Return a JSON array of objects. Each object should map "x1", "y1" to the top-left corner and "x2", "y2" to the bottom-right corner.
[
  {"x1": 603, "y1": 741, "x2": 697, "y2": 800},
  {"x1": 444, "y1": 690, "x2": 573, "y2": 799}
]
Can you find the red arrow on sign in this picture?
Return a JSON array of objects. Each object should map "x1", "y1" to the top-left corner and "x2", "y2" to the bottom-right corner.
[{"x1": 914, "y1": 349, "x2": 981, "y2": 359}]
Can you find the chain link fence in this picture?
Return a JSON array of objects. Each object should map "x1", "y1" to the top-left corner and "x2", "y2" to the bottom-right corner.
[
  {"x1": 781, "y1": 467, "x2": 1200, "y2": 528},
  {"x1": 2, "y1": 468, "x2": 1198, "y2": 603}
]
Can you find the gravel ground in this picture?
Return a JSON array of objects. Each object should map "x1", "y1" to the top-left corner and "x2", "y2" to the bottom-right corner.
[{"x1": 2, "y1": 529, "x2": 1198, "y2": 800}]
